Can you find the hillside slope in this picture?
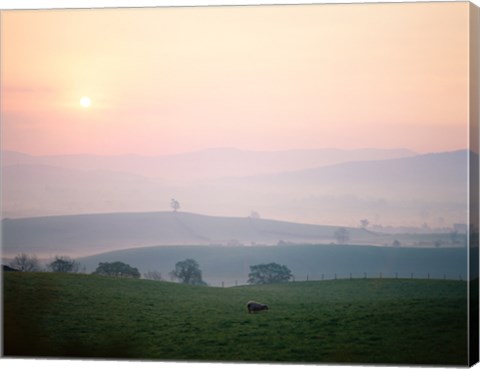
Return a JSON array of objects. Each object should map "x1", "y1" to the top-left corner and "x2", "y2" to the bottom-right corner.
[
  {"x1": 2, "y1": 211, "x2": 373, "y2": 257},
  {"x1": 3, "y1": 272, "x2": 468, "y2": 365},
  {"x1": 78, "y1": 244, "x2": 468, "y2": 286},
  {"x1": 216, "y1": 149, "x2": 469, "y2": 227}
]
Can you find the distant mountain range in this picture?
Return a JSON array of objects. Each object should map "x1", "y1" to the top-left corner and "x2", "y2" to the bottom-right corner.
[
  {"x1": 2, "y1": 147, "x2": 416, "y2": 180},
  {"x1": 243, "y1": 150, "x2": 467, "y2": 187},
  {"x1": 0, "y1": 148, "x2": 469, "y2": 228}
]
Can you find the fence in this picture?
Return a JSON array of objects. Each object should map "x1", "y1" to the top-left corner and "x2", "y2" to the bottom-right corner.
[{"x1": 211, "y1": 271, "x2": 467, "y2": 288}]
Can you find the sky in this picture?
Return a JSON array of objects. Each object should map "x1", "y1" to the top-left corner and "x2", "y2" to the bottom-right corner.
[{"x1": 0, "y1": 2, "x2": 471, "y2": 156}]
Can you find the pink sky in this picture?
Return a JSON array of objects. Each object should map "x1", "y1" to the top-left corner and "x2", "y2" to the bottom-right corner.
[{"x1": 1, "y1": 2, "x2": 471, "y2": 156}]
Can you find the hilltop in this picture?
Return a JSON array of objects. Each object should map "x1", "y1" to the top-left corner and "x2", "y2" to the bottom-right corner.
[{"x1": 2, "y1": 211, "x2": 374, "y2": 257}]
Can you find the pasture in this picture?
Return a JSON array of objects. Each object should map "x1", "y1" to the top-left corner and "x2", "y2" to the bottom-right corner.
[{"x1": 3, "y1": 272, "x2": 468, "y2": 365}]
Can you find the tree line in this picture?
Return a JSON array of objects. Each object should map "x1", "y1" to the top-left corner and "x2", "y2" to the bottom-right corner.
[
  {"x1": 6, "y1": 253, "x2": 83, "y2": 273},
  {"x1": 5, "y1": 253, "x2": 294, "y2": 286}
]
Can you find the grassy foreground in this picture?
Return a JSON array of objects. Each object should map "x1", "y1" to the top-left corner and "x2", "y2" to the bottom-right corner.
[{"x1": 3, "y1": 272, "x2": 468, "y2": 365}]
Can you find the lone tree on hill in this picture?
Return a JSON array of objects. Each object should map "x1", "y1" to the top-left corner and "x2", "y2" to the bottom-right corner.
[
  {"x1": 359, "y1": 219, "x2": 370, "y2": 229},
  {"x1": 248, "y1": 262, "x2": 293, "y2": 285},
  {"x1": 10, "y1": 253, "x2": 41, "y2": 272},
  {"x1": 170, "y1": 198, "x2": 180, "y2": 212},
  {"x1": 170, "y1": 258, "x2": 206, "y2": 285},
  {"x1": 47, "y1": 255, "x2": 80, "y2": 273},
  {"x1": 93, "y1": 261, "x2": 141, "y2": 278}
]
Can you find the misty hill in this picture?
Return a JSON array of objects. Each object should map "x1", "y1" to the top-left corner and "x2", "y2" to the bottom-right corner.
[
  {"x1": 1, "y1": 149, "x2": 469, "y2": 227},
  {"x1": 2, "y1": 147, "x2": 416, "y2": 181},
  {"x1": 244, "y1": 150, "x2": 468, "y2": 188},
  {"x1": 1, "y1": 164, "x2": 174, "y2": 218},
  {"x1": 2, "y1": 211, "x2": 375, "y2": 258},
  {"x1": 239, "y1": 149, "x2": 469, "y2": 206},
  {"x1": 215, "y1": 150, "x2": 469, "y2": 226},
  {"x1": 77, "y1": 244, "x2": 469, "y2": 286}
]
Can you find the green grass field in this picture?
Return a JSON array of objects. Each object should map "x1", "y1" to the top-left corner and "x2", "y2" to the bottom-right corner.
[{"x1": 3, "y1": 272, "x2": 468, "y2": 365}]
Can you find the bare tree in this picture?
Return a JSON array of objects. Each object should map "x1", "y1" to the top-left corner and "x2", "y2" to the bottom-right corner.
[
  {"x1": 360, "y1": 219, "x2": 370, "y2": 229},
  {"x1": 143, "y1": 270, "x2": 162, "y2": 281},
  {"x1": 170, "y1": 198, "x2": 180, "y2": 212},
  {"x1": 10, "y1": 253, "x2": 41, "y2": 272}
]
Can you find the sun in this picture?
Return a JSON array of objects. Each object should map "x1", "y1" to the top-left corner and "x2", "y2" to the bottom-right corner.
[{"x1": 80, "y1": 96, "x2": 91, "y2": 108}]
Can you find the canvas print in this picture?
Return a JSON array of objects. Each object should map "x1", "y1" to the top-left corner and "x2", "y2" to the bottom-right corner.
[{"x1": 1, "y1": 1, "x2": 479, "y2": 366}]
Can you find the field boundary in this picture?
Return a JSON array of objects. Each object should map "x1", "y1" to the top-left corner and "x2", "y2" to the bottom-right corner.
[{"x1": 213, "y1": 271, "x2": 466, "y2": 287}]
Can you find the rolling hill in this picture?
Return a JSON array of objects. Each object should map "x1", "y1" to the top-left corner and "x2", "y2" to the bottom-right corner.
[
  {"x1": 1, "y1": 150, "x2": 468, "y2": 227},
  {"x1": 2, "y1": 147, "x2": 416, "y2": 180},
  {"x1": 1, "y1": 163, "x2": 174, "y2": 218},
  {"x1": 2, "y1": 209, "x2": 469, "y2": 287},
  {"x1": 2, "y1": 211, "x2": 375, "y2": 258},
  {"x1": 243, "y1": 150, "x2": 468, "y2": 187},
  {"x1": 77, "y1": 243, "x2": 469, "y2": 286},
  {"x1": 213, "y1": 149, "x2": 469, "y2": 226}
]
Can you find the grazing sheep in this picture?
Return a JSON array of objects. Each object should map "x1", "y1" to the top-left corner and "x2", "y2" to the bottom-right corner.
[{"x1": 247, "y1": 300, "x2": 269, "y2": 313}]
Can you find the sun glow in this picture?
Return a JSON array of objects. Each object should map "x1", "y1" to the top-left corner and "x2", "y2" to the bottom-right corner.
[{"x1": 80, "y1": 96, "x2": 91, "y2": 108}]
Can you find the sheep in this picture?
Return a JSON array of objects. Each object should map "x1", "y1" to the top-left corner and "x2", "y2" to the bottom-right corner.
[{"x1": 247, "y1": 300, "x2": 269, "y2": 313}]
